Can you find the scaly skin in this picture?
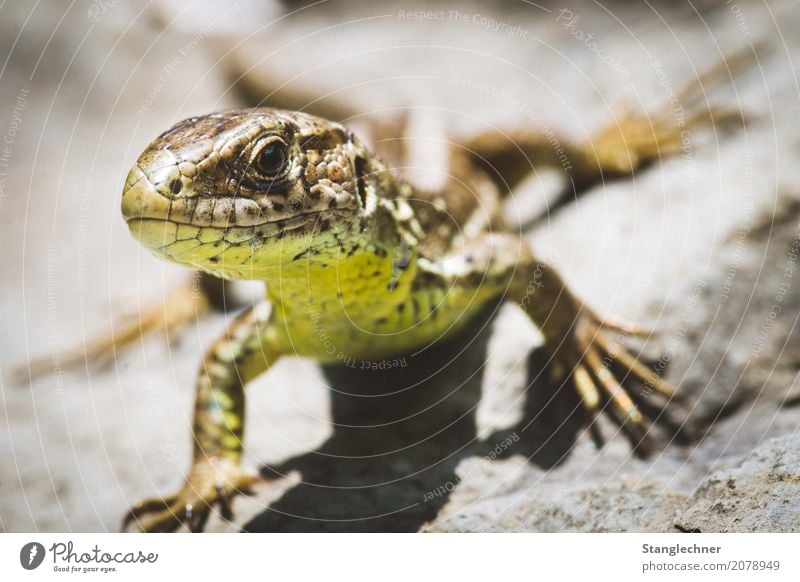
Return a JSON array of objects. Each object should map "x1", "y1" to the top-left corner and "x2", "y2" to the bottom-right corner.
[{"x1": 121, "y1": 106, "x2": 702, "y2": 532}]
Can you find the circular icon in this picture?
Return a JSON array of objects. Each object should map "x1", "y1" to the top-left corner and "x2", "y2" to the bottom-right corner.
[{"x1": 19, "y1": 542, "x2": 46, "y2": 570}]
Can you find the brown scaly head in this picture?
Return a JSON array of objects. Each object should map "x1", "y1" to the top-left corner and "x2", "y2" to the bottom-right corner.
[{"x1": 121, "y1": 108, "x2": 387, "y2": 279}]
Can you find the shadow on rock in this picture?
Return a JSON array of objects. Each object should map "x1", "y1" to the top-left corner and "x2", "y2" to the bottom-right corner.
[
  {"x1": 482, "y1": 348, "x2": 585, "y2": 469},
  {"x1": 244, "y1": 302, "x2": 585, "y2": 532}
]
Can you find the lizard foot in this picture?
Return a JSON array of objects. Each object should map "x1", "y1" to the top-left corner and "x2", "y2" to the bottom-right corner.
[
  {"x1": 588, "y1": 100, "x2": 743, "y2": 176},
  {"x1": 122, "y1": 458, "x2": 261, "y2": 532},
  {"x1": 13, "y1": 278, "x2": 212, "y2": 384},
  {"x1": 587, "y1": 45, "x2": 759, "y2": 177},
  {"x1": 548, "y1": 309, "x2": 686, "y2": 457}
]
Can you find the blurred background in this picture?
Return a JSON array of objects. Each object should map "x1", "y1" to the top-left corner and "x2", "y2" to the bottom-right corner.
[{"x1": 1, "y1": 0, "x2": 800, "y2": 532}]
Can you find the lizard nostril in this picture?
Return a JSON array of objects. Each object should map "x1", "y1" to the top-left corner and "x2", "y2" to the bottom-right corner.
[{"x1": 170, "y1": 178, "x2": 183, "y2": 195}]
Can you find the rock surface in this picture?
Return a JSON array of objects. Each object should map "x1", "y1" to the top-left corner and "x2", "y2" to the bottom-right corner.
[{"x1": 1, "y1": 0, "x2": 799, "y2": 532}]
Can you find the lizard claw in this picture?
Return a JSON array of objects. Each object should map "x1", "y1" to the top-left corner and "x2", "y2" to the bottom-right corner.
[
  {"x1": 122, "y1": 458, "x2": 261, "y2": 533},
  {"x1": 121, "y1": 494, "x2": 179, "y2": 531},
  {"x1": 549, "y1": 310, "x2": 686, "y2": 457},
  {"x1": 586, "y1": 306, "x2": 654, "y2": 338}
]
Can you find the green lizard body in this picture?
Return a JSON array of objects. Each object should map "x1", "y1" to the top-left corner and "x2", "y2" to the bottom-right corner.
[{"x1": 121, "y1": 106, "x2": 704, "y2": 532}]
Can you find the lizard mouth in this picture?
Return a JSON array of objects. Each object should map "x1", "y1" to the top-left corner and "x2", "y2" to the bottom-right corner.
[
  {"x1": 122, "y1": 165, "x2": 344, "y2": 250},
  {"x1": 122, "y1": 168, "x2": 353, "y2": 277},
  {"x1": 122, "y1": 166, "x2": 311, "y2": 229},
  {"x1": 125, "y1": 213, "x2": 327, "y2": 251}
]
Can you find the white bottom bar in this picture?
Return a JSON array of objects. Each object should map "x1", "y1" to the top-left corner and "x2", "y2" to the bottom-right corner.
[{"x1": 1, "y1": 533, "x2": 797, "y2": 581}]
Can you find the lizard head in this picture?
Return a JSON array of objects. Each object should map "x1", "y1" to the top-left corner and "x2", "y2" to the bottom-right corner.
[{"x1": 121, "y1": 108, "x2": 374, "y2": 278}]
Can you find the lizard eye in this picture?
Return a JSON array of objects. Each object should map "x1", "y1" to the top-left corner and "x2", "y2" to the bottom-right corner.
[{"x1": 254, "y1": 138, "x2": 288, "y2": 176}]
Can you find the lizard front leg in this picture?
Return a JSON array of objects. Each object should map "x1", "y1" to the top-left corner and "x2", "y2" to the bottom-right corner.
[
  {"x1": 513, "y1": 254, "x2": 682, "y2": 455},
  {"x1": 123, "y1": 301, "x2": 282, "y2": 532},
  {"x1": 445, "y1": 233, "x2": 682, "y2": 456}
]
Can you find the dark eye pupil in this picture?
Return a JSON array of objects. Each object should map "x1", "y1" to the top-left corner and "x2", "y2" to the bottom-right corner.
[{"x1": 258, "y1": 143, "x2": 287, "y2": 174}]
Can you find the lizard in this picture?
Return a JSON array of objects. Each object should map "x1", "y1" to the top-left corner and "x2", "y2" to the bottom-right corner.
[
  {"x1": 118, "y1": 89, "x2": 740, "y2": 531},
  {"x1": 12, "y1": 43, "x2": 751, "y2": 383}
]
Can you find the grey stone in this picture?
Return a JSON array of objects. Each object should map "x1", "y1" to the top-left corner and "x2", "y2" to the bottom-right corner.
[{"x1": 2, "y1": 0, "x2": 800, "y2": 533}]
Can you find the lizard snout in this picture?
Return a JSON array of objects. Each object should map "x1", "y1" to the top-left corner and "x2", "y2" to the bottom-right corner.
[{"x1": 121, "y1": 164, "x2": 180, "y2": 249}]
